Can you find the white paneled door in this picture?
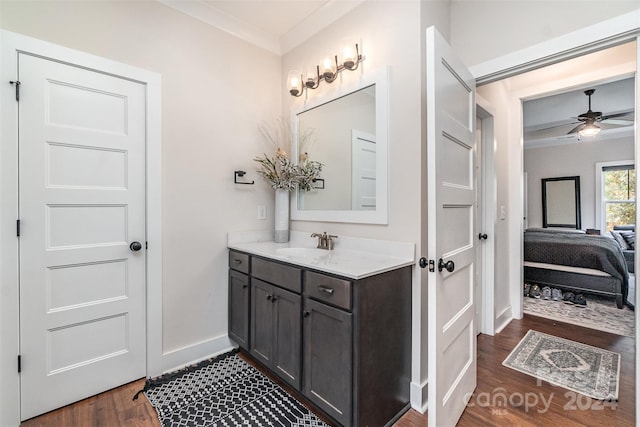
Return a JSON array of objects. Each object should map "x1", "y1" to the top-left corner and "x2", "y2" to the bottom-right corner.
[
  {"x1": 426, "y1": 27, "x2": 477, "y2": 426},
  {"x1": 351, "y1": 130, "x2": 376, "y2": 210},
  {"x1": 18, "y1": 53, "x2": 147, "y2": 420}
]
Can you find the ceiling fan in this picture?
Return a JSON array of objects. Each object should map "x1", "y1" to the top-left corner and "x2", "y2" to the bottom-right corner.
[
  {"x1": 567, "y1": 89, "x2": 633, "y2": 137},
  {"x1": 524, "y1": 88, "x2": 634, "y2": 142}
]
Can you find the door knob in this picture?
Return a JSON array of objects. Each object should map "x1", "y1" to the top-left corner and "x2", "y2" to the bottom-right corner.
[
  {"x1": 478, "y1": 233, "x2": 488, "y2": 240},
  {"x1": 129, "y1": 241, "x2": 142, "y2": 251},
  {"x1": 438, "y1": 258, "x2": 455, "y2": 273}
]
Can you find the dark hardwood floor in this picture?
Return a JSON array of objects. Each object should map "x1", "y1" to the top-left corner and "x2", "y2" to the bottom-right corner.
[{"x1": 21, "y1": 314, "x2": 634, "y2": 427}]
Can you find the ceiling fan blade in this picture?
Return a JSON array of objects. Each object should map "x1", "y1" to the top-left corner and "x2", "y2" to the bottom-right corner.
[
  {"x1": 601, "y1": 111, "x2": 634, "y2": 121},
  {"x1": 602, "y1": 119, "x2": 633, "y2": 126},
  {"x1": 567, "y1": 123, "x2": 585, "y2": 134},
  {"x1": 526, "y1": 121, "x2": 580, "y2": 132},
  {"x1": 598, "y1": 122, "x2": 633, "y2": 130}
]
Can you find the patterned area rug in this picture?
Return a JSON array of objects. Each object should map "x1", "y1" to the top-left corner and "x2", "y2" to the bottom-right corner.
[
  {"x1": 141, "y1": 350, "x2": 329, "y2": 427},
  {"x1": 523, "y1": 293, "x2": 635, "y2": 337},
  {"x1": 503, "y1": 330, "x2": 620, "y2": 400}
]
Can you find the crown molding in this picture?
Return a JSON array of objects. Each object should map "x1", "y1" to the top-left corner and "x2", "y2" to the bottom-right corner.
[
  {"x1": 156, "y1": 0, "x2": 281, "y2": 54},
  {"x1": 279, "y1": 0, "x2": 366, "y2": 54},
  {"x1": 157, "y1": 0, "x2": 366, "y2": 55}
]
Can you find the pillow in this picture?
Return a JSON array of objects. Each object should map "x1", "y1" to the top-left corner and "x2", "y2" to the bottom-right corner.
[
  {"x1": 610, "y1": 231, "x2": 630, "y2": 250},
  {"x1": 621, "y1": 231, "x2": 635, "y2": 250}
]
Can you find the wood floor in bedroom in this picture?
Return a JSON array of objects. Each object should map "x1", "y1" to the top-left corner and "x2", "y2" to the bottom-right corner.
[{"x1": 20, "y1": 315, "x2": 634, "y2": 427}]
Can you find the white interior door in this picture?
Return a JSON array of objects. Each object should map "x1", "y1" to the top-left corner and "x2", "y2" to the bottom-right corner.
[
  {"x1": 426, "y1": 26, "x2": 477, "y2": 427},
  {"x1": 351, "y1": 129, "x2": 376, "y2": 210},
  {"x1": 18, "y1": 53, "x2": 147, "y2": 420}
]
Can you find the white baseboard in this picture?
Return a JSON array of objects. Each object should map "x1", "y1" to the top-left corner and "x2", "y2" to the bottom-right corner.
[
  {"x1": 161, "y1": 334, "x2": 235, "y2": 375},
  {"x1": 495, "y1": 305, "x2": 513, "y2": 334},
  {"x1": 410, "y1": 380, "x2": 428, "y2": 413}
]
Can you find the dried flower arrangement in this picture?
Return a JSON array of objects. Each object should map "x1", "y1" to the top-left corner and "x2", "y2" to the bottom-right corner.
[{"x1": 253, "y1": 118, "x2": 323, "y2": 191}]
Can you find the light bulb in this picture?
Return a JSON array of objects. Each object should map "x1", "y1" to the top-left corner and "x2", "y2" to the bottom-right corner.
[
  {"x1": 287, "y1": 70, "x2": 301, "y2": 96},
  {"x1": 343, "y1": 45, "x2": 356, "y2": 69},
  {"x1": 321, "y1": 57, "x2": 335, "y2": 79}
]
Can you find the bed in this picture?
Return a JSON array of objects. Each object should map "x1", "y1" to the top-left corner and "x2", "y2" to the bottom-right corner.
[{"x1": 524, "y1": 229, "x2": 629, "y2": 309}]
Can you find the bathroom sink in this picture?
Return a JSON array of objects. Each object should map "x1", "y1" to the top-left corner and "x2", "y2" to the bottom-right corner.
[{"x1": 275, "y1": 247, "x2": 330, "y2": 259}]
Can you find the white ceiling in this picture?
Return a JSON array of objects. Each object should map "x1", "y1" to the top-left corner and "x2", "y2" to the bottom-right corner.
[
  {"x1": 157, "y1": 0, "x2": 365, "y2": 54},
  {"x1": 204, "y1": 0, "x2": 327, "y2": 37},
  {"x1": 523, "y1": 77, "x2": 635, "y2": 148}
]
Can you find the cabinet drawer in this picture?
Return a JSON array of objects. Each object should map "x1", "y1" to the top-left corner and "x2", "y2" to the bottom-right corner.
[
  {"x1": 229, "y1": 250, "x2": 249, "y2": 274},
  {"x1": 252, "y1": 257, "x2": 301, "y2": 293},
  {"x1": 304, "y1": 271, "x2": 351, "y2": 310}
]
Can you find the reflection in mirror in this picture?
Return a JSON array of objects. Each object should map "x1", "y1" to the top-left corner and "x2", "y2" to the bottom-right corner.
[
  {"x1": 542, "y1": 176, "x2": 581, "y2": 229},
  {"x1": 290, "y1": 67, "x2": 388, "y2": 224},
  {"x1": 297, "y1": 85, "x2": 375, "y2": 211}
]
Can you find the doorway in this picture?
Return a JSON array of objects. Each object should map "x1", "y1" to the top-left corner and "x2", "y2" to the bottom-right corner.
[
  {"x1": 478, "y1": 40, "x2": 636, "y2": 322},
  {"x1": 1, "y1": 30, "x2": 163, "y2": 425}
]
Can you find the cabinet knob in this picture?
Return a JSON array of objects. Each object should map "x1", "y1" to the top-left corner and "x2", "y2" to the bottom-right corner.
[
  {"x1": 303, "y1": 311, "x2": 311, "y2": 317},
  {"x1": 233, "y1": 259, "x2": 242, "y2": 264},
  {"x1": 266, "y1": 295, "x2": 272, "y2": 300},
  {"x1": 271, "y1": 296, "x2": 278, "y2": 302}
]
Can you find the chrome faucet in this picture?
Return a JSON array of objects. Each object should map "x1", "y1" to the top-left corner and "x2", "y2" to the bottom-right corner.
[{"x1": 311, "y1": 232, "x2": 338, "y2": 250}]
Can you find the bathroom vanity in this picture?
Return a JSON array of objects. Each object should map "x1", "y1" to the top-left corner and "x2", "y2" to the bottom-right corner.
[{"x1": 227, "y1": 232, "x2": 414, "y2": 427}]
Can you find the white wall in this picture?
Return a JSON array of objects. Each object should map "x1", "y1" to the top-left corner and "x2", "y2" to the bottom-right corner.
[
  {"x1": 451, "y1": 0, "x2": 640, "y2": 67},
  {"x1": 281, "y1": 0, "x2": 450, "y2": 411},
  {"x1": 525, "y1": 137, "x2": 634, "y2": 230},
  {"x1": 0, "y1": 0, "x2": 280, "y2": 367}
]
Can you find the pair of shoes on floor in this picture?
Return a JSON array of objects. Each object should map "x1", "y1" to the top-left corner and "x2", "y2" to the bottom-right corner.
[
  {"x1": 528, "y1": 284, "x2": 541, "y2": 299},
  {"x1": 563, "y1": 292, "x2": 587, "y2": 307},
  {"x1": 523, "y1": 283, "x2": 531, "y2": 297},
  {"x1": 541, "y1": 286, "x2": 564, "y2": 301}
]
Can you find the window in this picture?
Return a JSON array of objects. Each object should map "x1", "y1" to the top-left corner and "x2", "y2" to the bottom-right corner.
[{"x1": 599, "y1": 163, "x2": 635, "y2": 232}]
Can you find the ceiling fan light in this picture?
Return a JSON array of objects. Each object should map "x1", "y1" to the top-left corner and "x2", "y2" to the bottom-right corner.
[{"x1": 579, "y1": 122, "x2": 601, "y2": 137}]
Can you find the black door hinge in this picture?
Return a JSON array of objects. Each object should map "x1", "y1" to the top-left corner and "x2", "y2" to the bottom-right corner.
[
  {"x1": 146, "y1": 241, "x2": 148, "y2": 250},
  {"x1": 18, "y1": 355, "x2": 21, "y2": 373},
  {"x1": 10, "y1": 80, "x2": 21, "y2": 101},
  {"x1": 16, "y1": 219, "x2": 20, "y2": 237}
]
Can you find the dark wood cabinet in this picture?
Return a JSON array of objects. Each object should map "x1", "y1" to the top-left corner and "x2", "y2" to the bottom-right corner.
[
  {"x1": 228, "y1": 249, "x2": 411, "y2": 427},
  {"x1": 250, "y1": 278, "x2": 301, "y2": 389},
  {"x1": 228, "y1": 252, "x2": 250, "y2": 350},
  {"x1": 303, "y1": 297, "x2": 352, "y2": 426}
]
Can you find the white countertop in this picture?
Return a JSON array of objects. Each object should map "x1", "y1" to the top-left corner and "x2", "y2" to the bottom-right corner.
[{"x1": 227, "y1": 231, "x2": 415, "y2": 280}]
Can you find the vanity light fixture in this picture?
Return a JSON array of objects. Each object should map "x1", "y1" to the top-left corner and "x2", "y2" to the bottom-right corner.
[
  {"x1": 578, "y1": 119, "x2": 601, "y2": 137},
  {"x1": 288, "y1": 43, "x2": 363, "y2": 97}
]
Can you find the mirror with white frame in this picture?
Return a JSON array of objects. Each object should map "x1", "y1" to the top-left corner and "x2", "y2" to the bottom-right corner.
[{"x1": 291, "y1": 68, "x2": 389, "y2": 224}]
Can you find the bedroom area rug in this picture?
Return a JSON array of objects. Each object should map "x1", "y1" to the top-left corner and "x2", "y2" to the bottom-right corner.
[
  {"x1": 523, "y1": 275, "x2": 635, "y2": 337},
  {"x1": 139, "y1": 349, "x2": 329, "y2": 427},
  {"x1": 503, "y1": 330, "x2": 620, "y2": 400}
]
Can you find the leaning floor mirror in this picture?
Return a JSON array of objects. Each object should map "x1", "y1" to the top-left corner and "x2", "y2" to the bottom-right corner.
[
  {"x1": 542, "y1": 176, "x2": 581, "y2": 229},
  {"x1": 290, "y1": 67, "x2": 389, "y2": 224}
]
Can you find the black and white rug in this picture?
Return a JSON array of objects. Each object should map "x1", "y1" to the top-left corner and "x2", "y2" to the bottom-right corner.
[
  {"x1": 140, "y1": 349, "x2": 329, "y2": 427},
  {"x1": 503, "y1": 330, "x2": 620, "y2": 400}
]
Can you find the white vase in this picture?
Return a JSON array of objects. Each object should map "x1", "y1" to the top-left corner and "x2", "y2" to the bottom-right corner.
[{"x1": 274, "y1": 188, "x2": 290, "y2": 243}]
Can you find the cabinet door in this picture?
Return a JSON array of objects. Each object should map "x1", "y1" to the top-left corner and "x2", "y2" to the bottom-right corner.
[
  {"x1": 273, "y1": 287, "x2": 301, "y2": 389},
  {"x1": 251, "y1": 279, "x2": 274, "y2": 365},
  {"x1": 228, "y1": 270, "x2": 249, "y2": 350},
  {"x1": 304, "y1": 298, "x2": 353, "y2": 427}
]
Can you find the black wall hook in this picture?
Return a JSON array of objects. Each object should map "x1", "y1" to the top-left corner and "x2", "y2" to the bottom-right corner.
[{"x1": 234, "y1": 170, "x2": 254, "y2": 185}]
